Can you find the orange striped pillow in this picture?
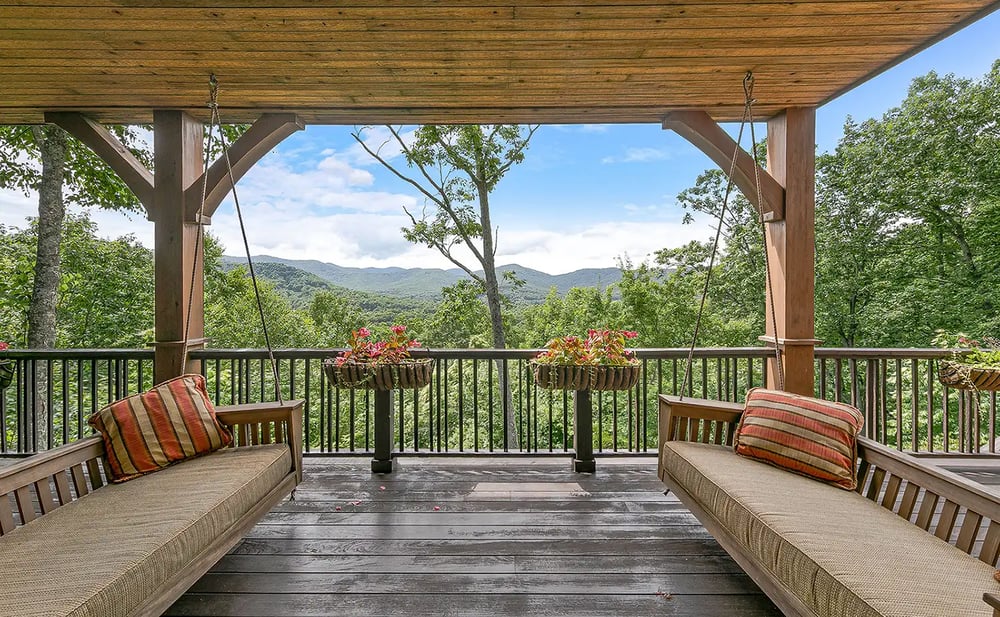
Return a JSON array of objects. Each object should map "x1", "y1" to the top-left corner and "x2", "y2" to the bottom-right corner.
[
  {"x1": 734, "y1": 388, "x2": 864, "y2": 490},
  {"x1": 88, "y1": 374, "x2": 233, "y2": 483}
]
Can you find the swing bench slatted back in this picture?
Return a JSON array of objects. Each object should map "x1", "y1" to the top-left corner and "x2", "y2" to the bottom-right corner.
[
  {"x1": 658, "y1": 394, "x2": 1000, "y2": 617},
  {"x1": 0, "y1": 400, "x2": 303, "y2": 617}
]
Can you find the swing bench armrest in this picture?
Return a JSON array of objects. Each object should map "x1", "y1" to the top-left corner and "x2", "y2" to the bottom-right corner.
[
  {"x1": 216, "y1": 399, "x2": 304, "y2": 484},
  {"x1": 658, "y1": 394, "x2": 743, "y2": 452}
]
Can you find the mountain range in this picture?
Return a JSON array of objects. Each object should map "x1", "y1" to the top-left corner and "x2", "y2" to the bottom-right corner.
[{"x1": 222, "y1": 255, "x2": 621, "y2": 303}]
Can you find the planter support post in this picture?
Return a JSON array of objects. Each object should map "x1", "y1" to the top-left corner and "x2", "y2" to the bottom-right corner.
[
  {"x1": 573, "y1": 389, "x2": 596, "y2": 473},
  {"x1": 373, "y1": 389, "x2": 394, "y2": 473}
]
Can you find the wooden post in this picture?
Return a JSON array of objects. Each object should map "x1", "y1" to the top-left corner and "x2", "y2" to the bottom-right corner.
[
  {"x1": 372, "y1": 389, "x2": 394, "y2": 473},
  {"x1": 153, "y1": 111, "x2": 205, "y2": 384},
  {"x1": 573, "y1": 390, "x2": 595, "y2": 473},
  {"x1": 764, "y1": 108, "x2": 817, "y2": 396}
]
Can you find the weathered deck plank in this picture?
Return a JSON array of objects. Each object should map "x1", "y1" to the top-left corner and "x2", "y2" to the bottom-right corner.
[{"x1": 166, "y1": 456, "x2": 780, "y2": 616}]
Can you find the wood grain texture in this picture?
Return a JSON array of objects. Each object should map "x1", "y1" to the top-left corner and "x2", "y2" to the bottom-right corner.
[
  {"x1": 166, "y1": 456, "x2": 781, "y2": 616},
  {"x1": 2, "y1": 1, "x2": 999, "y2": 124}
]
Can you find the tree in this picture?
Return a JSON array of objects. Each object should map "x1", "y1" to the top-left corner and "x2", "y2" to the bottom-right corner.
[
  {"x1": 811, "y1": 62, "x2": 1000, "y2": 345},
  {"x1": 203, "y1": 235, "x2": 317, "y2": 348},
  {"x1": 0, "y1": 124, "x2": 150, "y2": 349},
  {"x1": 0, "y1": 213, "x2": 153, "y2": 348},
  {"x1": 309, "y1": 291, "x2": 363, "y2": 348},
  {"x1": 353, "y1": 124, "x2": 538, "y2": 448}
]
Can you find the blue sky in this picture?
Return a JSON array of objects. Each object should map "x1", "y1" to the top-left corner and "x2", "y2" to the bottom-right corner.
[{"x1": 2, "y1": 12, "x2": 1000, "y2": 274}]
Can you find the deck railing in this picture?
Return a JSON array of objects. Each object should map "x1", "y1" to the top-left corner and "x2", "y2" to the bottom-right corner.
[{"x1": 1, "y1": 347, "x2": 993, "y2": 456}]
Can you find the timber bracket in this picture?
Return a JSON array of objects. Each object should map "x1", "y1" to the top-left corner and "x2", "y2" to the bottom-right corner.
[
  {"x1": 45, "y1": 111, "x2": 304, "y2": 223},
  {"x1": 184, "y1": 112, "x2": 304, "y2": 221},
  {"x1": 45, "y1": 112, "x2": 155, "y2": 213},
  {"x1": 663, "y1": 111, "x2": 785, "y2": 221}
]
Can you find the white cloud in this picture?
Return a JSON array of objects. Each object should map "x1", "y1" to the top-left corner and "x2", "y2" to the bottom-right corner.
[
  {"x1": 601, "y1": 146, "x2": 673, "y2": 164},
  {"x1": 0, "y1": 189, "x2": 35, "y2": 228},
  {"x1": 550, "y1": 124, "x2": 612, "y2": 134},
  {"x1": 1, "y1": 130, "x2": 711, "y2": 276},
  {"x1": 491, "y1": 216, "x2": 716, "y2": 274}
]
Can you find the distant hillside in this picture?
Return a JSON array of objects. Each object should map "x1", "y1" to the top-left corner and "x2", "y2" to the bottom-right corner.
[
  {"x1": 224, "y1": 261, "x2": 433, "y2": 317},
  {"x1": 223, "y1": 256, "x2": 621, "y2": 303}
]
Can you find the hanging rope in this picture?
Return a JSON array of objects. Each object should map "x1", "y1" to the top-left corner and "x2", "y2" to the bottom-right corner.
[
  {"x1": 681, "y1": 72, "x2": 784, "y2": 398},
  {"x1": 184, "y1": 75, "x2": 283, "y2": 403},
  {"x1": 181, "y1": 81, "x2": 217, "y2": 374}
]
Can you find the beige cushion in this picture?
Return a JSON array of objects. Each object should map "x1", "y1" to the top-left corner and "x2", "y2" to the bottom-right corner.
[
  {"x1": 0, "y1": 444, "x2": 291, "y2": 617},
  {"x1": 662, "y1": 441, "x2": 997, "y2": 617}
]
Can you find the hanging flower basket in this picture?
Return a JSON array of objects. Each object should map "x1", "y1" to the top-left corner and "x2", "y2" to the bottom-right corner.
[
  {"x1": 0, "y1": 361, "x2": 13, "y2": 390},
  {"x1": 531, "y1": 363, "x2": 591, "y2": 390},
  {"x1": 323, "y1": 359, "x2": 434, "y2": 391},
  {"x1": 531, "y1": 362, "x2": 641, "y2": 392},
  {"x1": 938, "y1": 360, "x2": 1000, "y2": 392}
]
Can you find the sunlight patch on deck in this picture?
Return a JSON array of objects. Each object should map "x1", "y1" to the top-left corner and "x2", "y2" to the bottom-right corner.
[{"x1": 468, "y1": 482, "x2": 591, "y2": 500}]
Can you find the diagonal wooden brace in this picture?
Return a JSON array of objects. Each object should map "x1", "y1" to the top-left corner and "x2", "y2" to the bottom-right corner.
[
  {"x1": 185, "y1": 113, "x2": 304, "y2": 221},
  {"x1": 663, "y1": 110, "x2": 785, "y2": 221},
  {"x1": 45, "y1": 112, "x2": 156, "y2": 217}
]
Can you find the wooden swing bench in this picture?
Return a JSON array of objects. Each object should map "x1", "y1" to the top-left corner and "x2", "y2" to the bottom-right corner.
[
  {"x1": 0, "y1": 399, "x2": 304, "y2": 617},
  {"x1": 658, "y1": 395, "x2": 1000, "y2": 617}
]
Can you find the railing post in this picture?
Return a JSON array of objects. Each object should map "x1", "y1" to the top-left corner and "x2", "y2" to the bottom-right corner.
[
  {"x1": 372, "y1": 389, "x2": 394, "y2": 473},
  {"x1": 573, "y1": 390, "x2": 595, "y2": 473}
]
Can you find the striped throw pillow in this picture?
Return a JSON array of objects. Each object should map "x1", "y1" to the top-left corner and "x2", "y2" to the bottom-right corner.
[
  {"x1": 88, "y1": 374, "x2": 233, "y2": 483},
  {"x1": 733, "y1": 388, "x2": 864, "y2": 490}
]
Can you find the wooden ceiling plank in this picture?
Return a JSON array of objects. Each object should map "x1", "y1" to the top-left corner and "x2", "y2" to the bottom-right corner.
[
  {"x1": 2, "y1": 0, "x2": 997, "y2": 125},
  {"x1": 0, "y1": 2, "x2": 985, "y2": 20}
]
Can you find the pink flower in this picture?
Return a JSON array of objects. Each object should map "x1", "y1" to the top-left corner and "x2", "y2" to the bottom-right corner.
[
  {"x1": 0, "y1": 342, "x2": 8, "y2": 352},
  {"x1": 623, "y1": 331, "x2": 638, "y2": 339},
  {"x1": 357, "y1": 327, "x2": 371, "y2": 338},
  {"x1": 391, "y1": 325, "x2": 406, "y2": 335}
]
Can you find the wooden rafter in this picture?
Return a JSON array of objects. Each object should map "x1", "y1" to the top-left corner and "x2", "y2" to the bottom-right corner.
[
  {"x1": 185, "y1": 113, "x2": 304, "y2": 220},
  {"x1": 663, "y1": 111, "x2": 785, "y2": 221}
]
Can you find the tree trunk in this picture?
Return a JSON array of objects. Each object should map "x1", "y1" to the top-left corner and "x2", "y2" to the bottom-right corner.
[
  {"x1": 27, "y1": 125, "x2": 67, "y2": 348},
  {"x1": 477, "y1": 181, "x2": 519, "y2": 450},
  {"x1": 27, "y1": 124, "x2": 67, "y2": 451}
]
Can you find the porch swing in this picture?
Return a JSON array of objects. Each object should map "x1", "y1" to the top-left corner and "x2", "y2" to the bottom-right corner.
[
  {"x1": 657, "y1": 75, "x2": 1000, "y2": 617},
  {"x1": 0, "y1": 76, "x2": 304, "y2": 617}
]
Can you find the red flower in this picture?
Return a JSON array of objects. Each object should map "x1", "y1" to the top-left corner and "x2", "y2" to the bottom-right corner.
[{"x1": 391, "y1": 325, "x2": 406, "y2": 335}]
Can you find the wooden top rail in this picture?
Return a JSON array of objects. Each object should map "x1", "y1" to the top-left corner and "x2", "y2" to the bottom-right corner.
[
  {"x1": 858, "y1": 437, "x2": 1000, "y2": 522},
  {"x1": 0, "y1": 436, "x2": 104, "y2": 496}
]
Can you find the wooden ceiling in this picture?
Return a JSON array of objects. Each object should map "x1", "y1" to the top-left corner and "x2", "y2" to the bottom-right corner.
[{"x1": 3, "y1": 1, "x2": 1000, "y2": 125}]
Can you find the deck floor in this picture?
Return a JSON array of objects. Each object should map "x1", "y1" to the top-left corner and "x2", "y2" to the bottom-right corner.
[{"x1": 165, "y1": 455, "x2": 783, "y2": 617}]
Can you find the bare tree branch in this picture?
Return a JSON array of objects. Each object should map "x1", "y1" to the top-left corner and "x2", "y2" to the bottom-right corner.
[
  {"x1": 351, "y1": 126, "x2": 448, "y2": 210},
  {"x1": 402, "y1": 205, "x2": 483, "y2": 283}
]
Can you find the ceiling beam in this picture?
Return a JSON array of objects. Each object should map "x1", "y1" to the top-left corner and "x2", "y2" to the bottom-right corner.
[
  {"x1": 44, "y1": 111, "x2": 155, "y2": 216},
  {"x1": 186, "y1": 112, "x2": 304, "y2": 220},
  {"x1": 663, "y1": 110, "x2": 784, "y2": 221}
]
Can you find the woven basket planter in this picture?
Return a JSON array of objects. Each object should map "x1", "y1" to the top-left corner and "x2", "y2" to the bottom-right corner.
[
  {"x1": 323, "y1": 358, "x2": 434, "y2": 391},
  {"x1": 531, "y1": 362, "x2": 640, "y2": 391},
  {"x1": 589, "y1": 364, "x2": 641, "y2": 391},
  {"x1": 532, "y1": 363, "x2": 591, "y2": 390},
  {"x1": 0, "y1": 361, "x2": 13, "y2": 390},
  {"x1": 938, "y1": 360, "x2": 1000, "y2": 391}
]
